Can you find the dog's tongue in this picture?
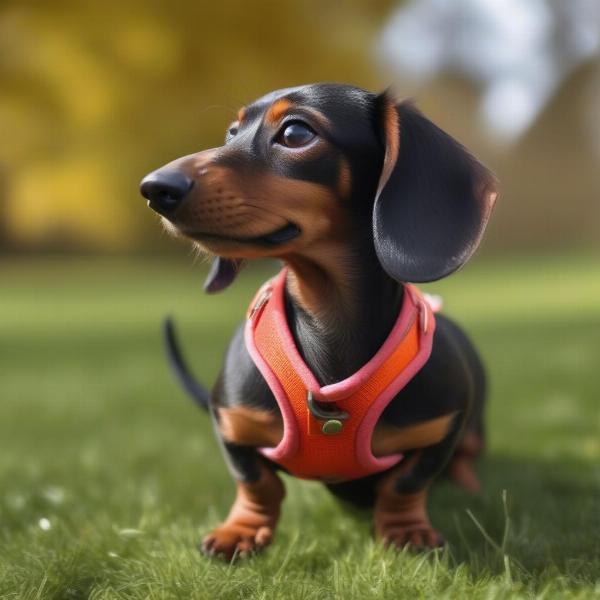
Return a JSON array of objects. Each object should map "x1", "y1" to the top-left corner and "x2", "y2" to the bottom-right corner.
[{"x1": 203, "y1": 257, "x2": 245, "y2": 294}]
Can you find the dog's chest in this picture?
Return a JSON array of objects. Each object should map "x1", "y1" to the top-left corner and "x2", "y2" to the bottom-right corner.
[{"x1": 217, "y1": 405, "x2": 454, "y2": 456}]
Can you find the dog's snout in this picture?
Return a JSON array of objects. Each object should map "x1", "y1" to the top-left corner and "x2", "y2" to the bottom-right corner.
[{"x1": 140, "y1": 169, "x2": 194, "y2": 215}]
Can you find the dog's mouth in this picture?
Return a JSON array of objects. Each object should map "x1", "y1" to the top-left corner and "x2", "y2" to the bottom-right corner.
[
  {"x1": 186, "y1": 222, "x2": 301, "y2": 247},
  {"x1": 259, "y1": 222, "x2": 301, "y2": 245}
]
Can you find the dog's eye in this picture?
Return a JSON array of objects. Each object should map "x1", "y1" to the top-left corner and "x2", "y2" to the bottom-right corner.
[
  {"x1": 277, "y1": 122, "x2": 316, "y2": 148},
  {"x1": 225, "y1": 125, "x2": 238, "y2": 143}
]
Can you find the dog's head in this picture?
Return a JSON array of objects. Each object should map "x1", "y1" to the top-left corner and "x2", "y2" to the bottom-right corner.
[{"x1": 141, "y1": 83, "x2": 497, "y2": 291}]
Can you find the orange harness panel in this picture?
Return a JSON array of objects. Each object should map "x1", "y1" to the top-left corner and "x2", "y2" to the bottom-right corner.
[{"x1": 244, "y1": 269, "x2": 435, "y2": 482}]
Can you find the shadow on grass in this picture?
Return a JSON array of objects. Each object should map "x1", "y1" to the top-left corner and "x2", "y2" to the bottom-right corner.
[
  {"x1": 296, "y1": 452, "x2": 599, "y2": 583},
  {"x1": 429, "y1": 454, "x2": 599, "y2": 580}
]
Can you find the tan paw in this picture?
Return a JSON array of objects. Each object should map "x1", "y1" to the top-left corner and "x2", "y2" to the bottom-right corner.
[
  {"x1": 201, "y1": 524, "x2": 274, "y2": 561},
  {"x1": 380, "y1": 523, "x2": 445, "y2": 551}
]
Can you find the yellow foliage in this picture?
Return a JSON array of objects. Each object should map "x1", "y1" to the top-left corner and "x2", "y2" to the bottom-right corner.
[
  {"x1": 32, "y1": 32, "x2": 119, "y2": 127},
  {"x1": 7, "y1": 156, "x2": 136, "y2": 249},
  {"x1": 0, "y1": 0, "x2": 396, "y2": 250},
  {"x1": 111, "y1": 20, "x2": 182, "y2": 75}
]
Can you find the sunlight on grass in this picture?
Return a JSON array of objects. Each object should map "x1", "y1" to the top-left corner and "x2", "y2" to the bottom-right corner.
[{"x1": 1, "y1": 253, "x2": 599, "y2": 598}]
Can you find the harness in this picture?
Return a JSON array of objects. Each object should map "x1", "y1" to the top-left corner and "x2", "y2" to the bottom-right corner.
[{"x1": 244, "y1": 268, "x2": 436, "y2": 482}]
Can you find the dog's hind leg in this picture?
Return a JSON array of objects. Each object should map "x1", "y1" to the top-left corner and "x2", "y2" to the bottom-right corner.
[{"x1": 441, "y1": 317, "x2": 487, "y2": 493}]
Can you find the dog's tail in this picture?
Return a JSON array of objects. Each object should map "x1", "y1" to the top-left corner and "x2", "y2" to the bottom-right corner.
[{"x1": 163, "y1": 316, "x2": 210, "y2": 412}]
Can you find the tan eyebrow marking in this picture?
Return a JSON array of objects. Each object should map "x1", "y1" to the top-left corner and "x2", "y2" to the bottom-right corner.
[
  {"x1": 237, "y1": 107, "x2": 246, "y2": 123},
  {"x1": 265, "y1": 99, "x2": 294, "y2": 125},
  {"x1": 265, "y1": 102, "x2": 332, "y2": 135}
]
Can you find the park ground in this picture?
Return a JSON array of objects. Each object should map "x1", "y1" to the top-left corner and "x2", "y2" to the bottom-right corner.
[{"x1": 1, "y1": 253, "x2": 599, "y2": 599}]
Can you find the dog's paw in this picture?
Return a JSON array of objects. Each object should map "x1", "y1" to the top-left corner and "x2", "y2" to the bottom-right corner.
[
  {"x1": 378, "y1": 522, "x2": 445, "y2": 551},
  {"x1": 200, "y1": 524, "x2": 274, "y2": 561}
]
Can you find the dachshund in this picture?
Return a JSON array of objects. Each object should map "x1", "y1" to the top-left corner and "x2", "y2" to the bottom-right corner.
[{"x1": 140, "y1": 83, "x2": 497, "y2": 561}]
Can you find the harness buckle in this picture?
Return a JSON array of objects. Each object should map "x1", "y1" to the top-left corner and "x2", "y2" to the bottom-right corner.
[
  {"x1": 247, "y1": 286, "x2": 272, "y2": 322},
  {"x1": 307, "y1": 391, "x2": 349, "y2": 435}
]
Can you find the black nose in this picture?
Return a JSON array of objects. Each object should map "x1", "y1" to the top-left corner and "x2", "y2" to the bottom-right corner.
[{"x1": 140, "y1": 169, "x2": 194, "y2": 215}]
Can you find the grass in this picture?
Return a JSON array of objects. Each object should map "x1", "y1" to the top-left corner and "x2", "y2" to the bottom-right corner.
[{"x1": 1, "y1": 252, "x2": 599, "y2": 599}]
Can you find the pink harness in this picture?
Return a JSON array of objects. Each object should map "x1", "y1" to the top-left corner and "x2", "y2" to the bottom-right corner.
[{"x1": 244, "y1": 269, "x2": 436, "y2": 481}]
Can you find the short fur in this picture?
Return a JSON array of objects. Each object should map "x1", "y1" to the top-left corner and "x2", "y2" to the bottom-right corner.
[{"x1": 141, "y1": 83, "x2": 497, "y2": 560}]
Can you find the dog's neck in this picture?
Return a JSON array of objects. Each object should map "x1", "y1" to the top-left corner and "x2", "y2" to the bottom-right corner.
[{"x1": 281, "y1": 239, "x2": 403, "y2": 386}]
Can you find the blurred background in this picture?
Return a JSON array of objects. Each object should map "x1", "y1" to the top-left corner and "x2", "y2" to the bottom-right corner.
[
  {"x1": 1, "y1": 0, "x2": 599, "y2": 253},
  {"x1": 1, "y1": 1, "x2": 600, "y2": 593}
]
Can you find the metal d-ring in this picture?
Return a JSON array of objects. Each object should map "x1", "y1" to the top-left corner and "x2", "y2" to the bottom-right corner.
[{"x1": 307, "y1": 391, "x2": 349, "y2": 435}]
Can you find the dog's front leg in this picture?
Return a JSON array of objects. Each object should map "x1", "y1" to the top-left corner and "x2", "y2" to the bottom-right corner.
[
  {"x1": 201, "y1": 439, "x2": 285, "y2": 561},
  {"x1": 374, "y1": 414, "x2": 464, "y2": 550}
]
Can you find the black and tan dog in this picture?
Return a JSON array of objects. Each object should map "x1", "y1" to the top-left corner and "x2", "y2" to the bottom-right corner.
[{"x1": 140, "y1": 83, "x2": 497, "y2": 560}]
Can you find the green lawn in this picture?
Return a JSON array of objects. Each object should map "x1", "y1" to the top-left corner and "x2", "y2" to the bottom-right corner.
[{"x1": 1, "y1": 253, "x2": 599, "y2": 599}]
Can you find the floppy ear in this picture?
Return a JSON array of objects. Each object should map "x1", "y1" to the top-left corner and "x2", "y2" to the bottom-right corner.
[
  {"x1": 373, "y1": 93, "x2": 498, "y2": 283},
  {"x1": 203, "y1": 257, "x2": 245, "y2": 293}
]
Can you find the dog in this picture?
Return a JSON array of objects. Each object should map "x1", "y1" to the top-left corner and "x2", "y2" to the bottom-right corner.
[{"x1": 140, "y1": 83, "x2": 497, "y2": 561}]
